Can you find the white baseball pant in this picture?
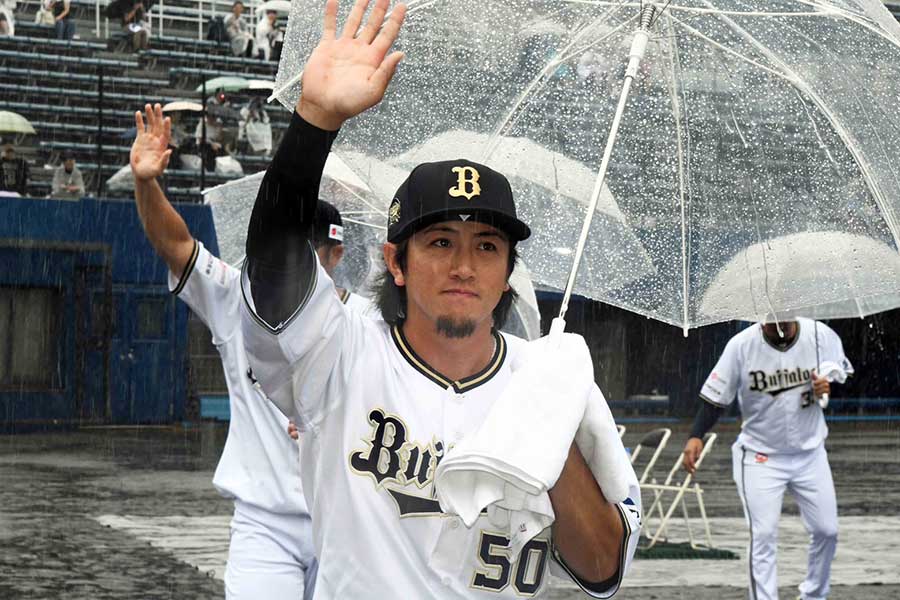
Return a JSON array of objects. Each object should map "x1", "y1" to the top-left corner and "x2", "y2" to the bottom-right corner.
[
  {"x1": 732, "y1": 442, "x2": 838, "y2": 600},
  {"x1": 225, "y1": 499, "x2": 317, "y2": 600}
]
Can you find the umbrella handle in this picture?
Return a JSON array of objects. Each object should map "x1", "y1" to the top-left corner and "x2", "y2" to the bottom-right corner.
[{"x1": 548, "y1": 316, "x2": 567, "y2": 345}]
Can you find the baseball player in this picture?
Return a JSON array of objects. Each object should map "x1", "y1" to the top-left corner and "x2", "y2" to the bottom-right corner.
[
  {"x1": 682, "y1": 318, "x2": 853, "y2": 600},
  {"x1": 237, "y1": 0, "x2": 641, "y2": 597},
  {"x1": 129, "y1": 103, "x2": 375, "y2": 600}
]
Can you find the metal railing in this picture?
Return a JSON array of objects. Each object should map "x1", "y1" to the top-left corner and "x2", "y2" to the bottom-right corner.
[{"x1": 94, "y1": 0, "x2": 255, "y2": 40}]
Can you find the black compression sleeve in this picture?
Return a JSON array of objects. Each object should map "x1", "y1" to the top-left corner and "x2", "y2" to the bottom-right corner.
[
  {"x1": 690, "y1": 399, "x2": 723, "y2": 440},
  {"x1": 246, "y1": 111, "x2": 338, "y2": 264},
  {"x1": 245, "y1": 112, "x2": 338, "y2": 325}
]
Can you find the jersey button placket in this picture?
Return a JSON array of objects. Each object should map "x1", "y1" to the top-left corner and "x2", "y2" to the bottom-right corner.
[{"x1": 445, "y1": 388, "x2": 465, "y2": 446}]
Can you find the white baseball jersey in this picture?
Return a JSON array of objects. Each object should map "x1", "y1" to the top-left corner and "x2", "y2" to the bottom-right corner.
[
  {"x1": 240, "y1": 258, "x2": 640, "y2": 599},
  {"x1": 170, "y1": 241, "x2": 306, "y2": 515},
  {"x1": 339, "y1": 288, "x2": 380, "y2": 319},
  {"x1": 701, "y1": 318, "x2": 853, "y2": 454}
]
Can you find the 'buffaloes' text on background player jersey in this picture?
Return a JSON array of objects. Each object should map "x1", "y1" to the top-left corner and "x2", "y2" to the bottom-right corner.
[{"x1": 700, "y1": 318, "x2": 853, "y2": 454}]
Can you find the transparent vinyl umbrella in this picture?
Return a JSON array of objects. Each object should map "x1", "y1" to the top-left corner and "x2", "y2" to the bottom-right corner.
[
  {"x1": 272, "y1": 0, "x2": 900, "y2": 332},
  {"x1": 202, "y1": 158, "x2": 543, "y2": 339},
  {"x1": 0, "y1": 111, "x2": 36, "y2": 135}
]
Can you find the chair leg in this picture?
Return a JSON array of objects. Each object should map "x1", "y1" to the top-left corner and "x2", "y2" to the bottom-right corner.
[
  {"x1": 695, "y1": 485, "x2": 713, "y2": 549},
  {"x1": 646, "y1": 484, "x2": 689, "y2": 549},
  {"x1": 680, "y1": 493, "x2": 695, "y2": 549}
]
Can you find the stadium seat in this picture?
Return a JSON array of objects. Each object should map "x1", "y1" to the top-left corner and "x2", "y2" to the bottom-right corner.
[
  {"x1": 629, "y1": 427, "x2": 671, "y2": 485},
  {"x1": 640, "y1": 432, "x2": 717, "y2": 550}
]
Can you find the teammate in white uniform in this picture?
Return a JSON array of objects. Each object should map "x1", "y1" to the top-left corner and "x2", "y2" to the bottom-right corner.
[
  {"x1": 682, "y1": 318, "x2": 853, "y2": 600},
  {"x1": 128, "y1": 104, "x2": 376, "y2": 600},
  {"x1": 238, "y1": 1, "x2": 640, "y2": 597}
]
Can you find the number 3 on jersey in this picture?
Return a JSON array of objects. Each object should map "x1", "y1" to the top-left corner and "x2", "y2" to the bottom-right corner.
[{"x1": 471, "y1": 532, "x2": 550, "y2": 595}]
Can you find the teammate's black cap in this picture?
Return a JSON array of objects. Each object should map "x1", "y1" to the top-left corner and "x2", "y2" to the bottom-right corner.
[
  {"x1": 312, "y1": 199, "x2": 344, "y2": 248},
  {"x1": 386, "y1": 159, "x2": 531, "y2": 243}
]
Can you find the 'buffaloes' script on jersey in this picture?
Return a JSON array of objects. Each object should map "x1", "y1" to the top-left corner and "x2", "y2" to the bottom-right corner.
[{"x1": 701, "y1": 319, "x2": 853, "y2": 454}]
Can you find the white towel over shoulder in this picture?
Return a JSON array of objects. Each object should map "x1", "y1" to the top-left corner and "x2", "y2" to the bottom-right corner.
[{"x1": 434, "y1": 327, "x2": 633, "y2": 554}]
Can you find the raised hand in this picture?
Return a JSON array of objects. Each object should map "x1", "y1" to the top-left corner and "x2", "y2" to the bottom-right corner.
[
  {"x1": 130, "y1": 103, "x2": 173, "y2": 182},
  {"x1": 298, "y1": 0, "x2": 407, "y2": 130}
]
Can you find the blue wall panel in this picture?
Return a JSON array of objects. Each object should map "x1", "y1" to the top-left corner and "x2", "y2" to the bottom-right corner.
[{"x1": 0, "y1": 196, "x2": 218, "y2": 428}]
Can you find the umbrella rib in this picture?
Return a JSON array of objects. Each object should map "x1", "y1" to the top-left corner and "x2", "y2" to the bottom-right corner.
[
  {"x1": 791, "y1": 0, "x2": 900, "y2": 53},
  {"x1": 666, "y1": 15, "x2": 787, "y2": 81},
  {"x1": 342, "y1": 217, "x2": 387, "y2": 231},
  {"x1": 563, "y1": 0, "x2": 832, "y2": 18},
  {"x1": 701, "y1": 2, "x2": 900, "y2": 253},
  {"x1": 664, "y1": 13, "x2": 691, "y2": 334},
  {"x1": 484, "y1": 11, "x2": 639, "y2": 156},
  {"x1": 331, "y1": 177, "x2": 387, "y2": 218},
  {"x1": 782, "y1": 23, "x2": 900, "y2": 226}
]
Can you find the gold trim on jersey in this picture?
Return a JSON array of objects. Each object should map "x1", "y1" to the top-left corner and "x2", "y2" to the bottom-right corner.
[
  {"x1": 340, "y1": 288, "x2": 351, "y2": 304},
  {"x1": 171, "y1": 239, "x2": 199, "y2": 296},
  {"x1": 390, "y1": 325, "x2": 507, "y2": 393}
]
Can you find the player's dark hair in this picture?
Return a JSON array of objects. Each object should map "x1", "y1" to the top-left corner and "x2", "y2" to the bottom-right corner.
[{"x1": 374, "y1": 240, "x2": 519, "y2": 329}]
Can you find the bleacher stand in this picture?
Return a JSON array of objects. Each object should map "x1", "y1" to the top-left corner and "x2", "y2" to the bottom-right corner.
[
  {"x1": 3, "y1": 0, "x2": 900, "y2": 204},
  {"x1": 0, "y1": 0, "x2": 287, "y2": 202}
]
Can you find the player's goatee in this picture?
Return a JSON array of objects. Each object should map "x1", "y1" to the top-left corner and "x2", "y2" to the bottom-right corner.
[{"x1": 436, "y1": 317, "x2": 477, "y2": 339}]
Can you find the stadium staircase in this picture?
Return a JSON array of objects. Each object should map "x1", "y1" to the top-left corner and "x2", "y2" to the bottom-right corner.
[{"x1": 0, "y1": 0, "x2": 289, "y2": 202}]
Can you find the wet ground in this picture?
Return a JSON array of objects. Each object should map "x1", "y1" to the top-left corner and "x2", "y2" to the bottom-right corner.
[{"x1": 1, "y1": 421, "x2": 898, "y2": 599}]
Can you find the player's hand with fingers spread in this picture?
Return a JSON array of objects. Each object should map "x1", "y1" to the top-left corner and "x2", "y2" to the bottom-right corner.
[
  {"x1": 130, "y1": 103, "x2": 173, "y2": 182},
  {"x1": 810, "y1": 371, "x2": 830, "y2": 399},
  {"x1": 682, "y1": 437, "x2": 703, "y2": 475},
  {"x1": 297, "y1": 0, "x2": 407, "y2": 131}
]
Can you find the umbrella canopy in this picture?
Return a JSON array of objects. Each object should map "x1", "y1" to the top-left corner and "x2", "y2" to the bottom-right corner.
[
  {"x1": 0, "y1": 111, "x2": 36, "y2": 135},
  {"x1": 391, "y1": 130, "x2": 654, "y2": 293},
  {"x1": 162, "y1": 101, "x2": 203, "y2": 113},
  {"x1": 202, "y1": 159, "x2": 543, "y2": 339},
  {"x1": 196, "y1": 76, "x2": 250, "y2": 93},
  {"x1": 273, "y1": 0, "x2": 900, "y2": 330},
  {"x1": 247, "y1": 79, "x2": 275, "y2": 91},
  {"x1": 700, "y1": 231, "x2": 900, "y2": 323},
  {"x1": 244, "y1": 79, "x2": 277, "y2": 95},
  {"x1": 202, "y1": 153, "x2": 383, "y2": 267},
  {"x1": 258, "y1": 0, "x2": 291, "y2": 13}
]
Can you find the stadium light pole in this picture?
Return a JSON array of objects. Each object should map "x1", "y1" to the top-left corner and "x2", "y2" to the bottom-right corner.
[
  {"x1": 96, "y1": 66, "x2": 104, "y2": 197},
  {"x1": 200, "y1": 80, "x2": 207, "y2": 194}
]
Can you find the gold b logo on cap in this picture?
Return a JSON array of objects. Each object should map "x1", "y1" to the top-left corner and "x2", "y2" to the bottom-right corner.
[
  {"x1": 388, "y1": 198, "x2": 401, "y2": 226},
  {"x1": 448, "y1": 166, "x2": 481, "y2": 201}
]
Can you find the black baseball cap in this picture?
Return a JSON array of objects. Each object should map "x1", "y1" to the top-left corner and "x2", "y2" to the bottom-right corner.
[
  {"x1": 387, "y1": 159, "x2": 531, "y2": 243},
  {"x1": 312, "y1": 199, "x2": 344, "y2": 248}
]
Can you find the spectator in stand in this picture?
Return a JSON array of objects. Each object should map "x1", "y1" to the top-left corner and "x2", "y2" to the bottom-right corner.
[
  {"x1": 52, "y1": 0, "x2": 74, "y2": 40},
  {"x1": 195, "y1": 110, "x2": 226, "y2": 171},
  {"x1": 52, "y1": 153, "x2": 85, "y2": 199},
  {"x1": 122, "y1": 0, "x2": 150, "y2": 52},
  {"x1": 238, "y1": 97, "x2": 272, "y2": 155},
  {"x1": 255, "y1": 9, "x2": 283, "y2": 62},
  {"x1": 224, "y1": 0, "x2": 255, "y2": 58},
  {"x1": 0, "y1": 144, "x2": 29, "y2": 196},
  {"x1": 35, "y1": 0, "x2": 55, "y2": 26},
  {"x1": 0, "y1": 0, "x2": 15, "y2": 35}
]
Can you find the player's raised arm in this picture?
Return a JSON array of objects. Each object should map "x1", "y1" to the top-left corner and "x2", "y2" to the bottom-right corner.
[
  {"x1": 245, "y1": 0, "x2": 406, "y2": 327},
  {"x1": 130, "y1": 103, "x2": 194, "y2": 275}
]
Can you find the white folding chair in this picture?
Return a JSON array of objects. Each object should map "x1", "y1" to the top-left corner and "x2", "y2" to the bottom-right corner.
[
  {"x1": 640, "y1": 432, "x2": 717, "y2": 550},
  {"x1": 629, "y1": 427, "x2": 671, "y2": 485},
  {"x1": 616, "y1": 424, "x2": 626, "y2": 439}
]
